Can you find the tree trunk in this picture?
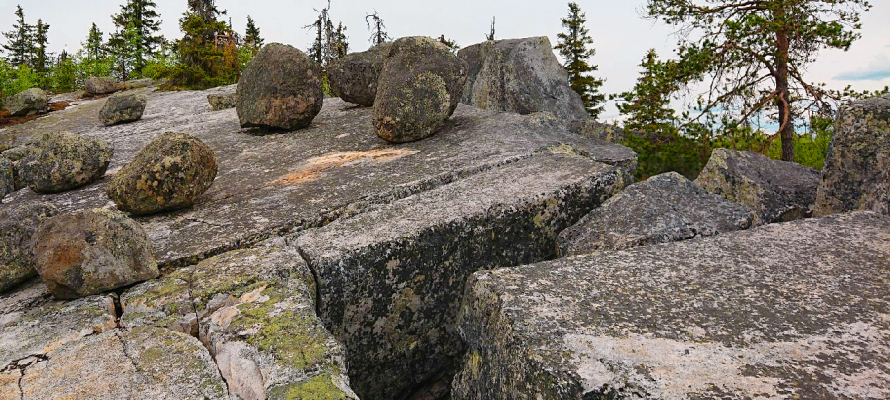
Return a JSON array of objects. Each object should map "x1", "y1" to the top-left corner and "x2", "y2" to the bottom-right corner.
[{"x1": 774, "y1": 9, "x2": 794, "y2": 162}]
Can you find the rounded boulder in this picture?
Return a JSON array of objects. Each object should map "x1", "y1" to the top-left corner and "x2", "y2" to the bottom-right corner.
[
  {"x1": 328, "y1": 42, "x2": 392, "y2": 107},
  {"x1": 236, "y1": 43, "x2": 324, "y2": 131},
  {"x1": 373, "y1": 36, "x2": 467, "y2": 143},
  {"x1": 33, "y1": 208, "x2": 158, "y2": 299},
  {"x1": 0, "y1": 201, "x2": 59, "y2": 293},
  {"x1": 106, "y1": 132, "x2": 217, "y2": 215},
  {"x1": 84, "y1": 76, "x2": 121, "y2": 95},
  {"x1": 18, "y1": 131, "x2": 113, "y2": 194},
  {"x1": 4, "y1": 88, "x2": 49, "y2": 117},
  {"x1": 99, "y1": 92, "x2": 147, "y2": 126}
]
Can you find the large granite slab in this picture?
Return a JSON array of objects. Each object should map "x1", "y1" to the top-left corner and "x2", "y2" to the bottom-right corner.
[
  {"x1": 453, "y1": 212, "x2": 890, "y2": 399},
  {"x1": 1, "y1": 86, "x2": 635, "y2": 269}
]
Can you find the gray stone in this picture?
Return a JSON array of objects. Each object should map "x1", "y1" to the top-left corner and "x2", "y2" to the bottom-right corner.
[
  {"x1": 0, "y1": 145, "x2": 29, "y2": 162},
  {"x1": 207, "y1": 92, "x2": 237, "y2": 110},
  {"x1": 98, "y1": 92, "x2": 147, "y2": 126},
  {"x1": 121, "y1": 245, "x2": 358, "y2": 399},
  {"x1": 815, "y1": 93, "x2": 890, "y2": 217},
  {"x1": 568, "y1": 118, "x2": 627, "y2": 143},
  {"x1": 328, "y1": 42, "x2": 392, "y2": 107},
  {"x1": 18, "y1": 131, "x2": 113, "y2": 194},
  {"x1": 0, "y1": 158, "x2": 12, "y2": 200},
  {"x1": 0, "y1": 133, "x2": 12, "y2": 153},
  {"x1": 237, "y1": 43, "x2": 324, "y2": 131},
  {"x1": 106, "y1": 132, "x2": 217, "y2": 215},
  {"x1": 33, "y1": 208, "x2": 158, "y2": 299},
  {"x1": 458, "y1": 37, "x2": 588, "y2": 121},
  {"x1": 295, "y1": 150, "x2": 626, "y2": 399},
  {"x1": 121, "y1": 78, "x2": 153, "y2": 90},
  {"x1": 84, "y1": 76, "x2": 120, "y2": 96},
  {"x1": 0, "y1": 201, "x2": 59, "y2": 293},
  {"x1": 695, "y1": 148, "x2": 820, "y2": 225},
  {"x1": 1, "y1": 88, "x2": 635, "y2": 271},
  {"x1": 453, "y1": 212, "x2": 890, "y2": 399},
  {"x1": 4, "y1": 88, "x2": 48, "y2": 117},
  {"x1": 373, "y1": 36, "x2": 468, "y2": 143},
  {"x1": 559, "y1": 172, "x2": 754, "y2": 256}
]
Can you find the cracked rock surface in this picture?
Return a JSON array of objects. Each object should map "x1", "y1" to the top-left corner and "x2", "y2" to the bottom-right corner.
[{"x1": 453, "y1": 212, "x2": 890, "y2": 399}]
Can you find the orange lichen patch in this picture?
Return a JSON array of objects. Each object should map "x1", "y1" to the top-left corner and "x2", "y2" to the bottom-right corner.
[{"x1": 275, "y1": 148, "x2": 419, "y2": 185}]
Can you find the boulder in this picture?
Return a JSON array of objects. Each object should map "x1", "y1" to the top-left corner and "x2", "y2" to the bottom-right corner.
[
  {"x1": 4, "y1": 88, "x2": 48, "y2": 117},
  {"x1": 33, "y1": 208, "x2": 158, "y2": 299},
  {"x1": 0, "y1": 132, "x2": 13, "y2": 152},
  {"x1": 121, "y1": 245, "x2": 358, "y2": 399},
  {"x1": 453, "y1": 212, "x2": 890, "y2": 399},
  {"x1": 328, "y1": 42, "x2": 392, "y2": 106},
  {"x1": 0, "y1": 201, "x2": 59, "y2": 293},
  {"x1": 106, "y1": 132, "x2": 217, "y2": 215},
  {"x1": 568, "y1": 118, "x2": 627, "y2": 143},
  {"x1": 207, "y1": 92, "x2": 237, "y2": 110},
  {"x1": 0, "y1": 158, "x2": 12, "y2": 200},
  {"x1": 695, "y1": 148, "x2": 820, "y2": 225},
  {"x1": 18, "y1": 131, "x2": 113, "y2": 193},
  {"x1": 84, "y1": 76, "x2": 120, "y2": 95},
  {"x1": 121, "y1": 78, "x2": 153, "y2": 90},
  {"x1": 296, "y1": 150, "x2": 626, "y2": 399},
  {"x1": 373, "y1": 36, "x2": 468, "y2": 143},
  {"x1": 237, "y1": 43, "x2": 324, "y2": 131},
  {"x1": 559, "y1": 172, "x2": 754, "y2": 256},
  {"x1": 458, "y1": 37, "x2": 588, "y2": 121},
  {"x1": 815, "y1": 93, "x2": 890, "y2": 217},
  {"x1": 98, "y1": 92, "x2": 147, "y2": 126}
]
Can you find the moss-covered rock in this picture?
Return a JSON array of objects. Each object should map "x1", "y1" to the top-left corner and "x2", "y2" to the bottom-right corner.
[
  {"x1": 0, "y1": 133, "x2": 13, "y2": 153},
  {"x1": 0, "y1": 158, "x2": 12, "y2": 200},
  {"x1": 4, "y1": 88, "x2": 48, "y2": 117},
  {"x1": 17, "y1": 131, "x2": 113, "y2": 194},
  {"x1": 207, "y1": 92, "x2": 237, "y2": 110},
  {"x1": 0, "y1": 201, "x2": 59, "y2": 293},
  {"x1": 33, "y1": 208, "x2": 158, "y2": 299},
  {"x1": 815, "y1": 93, "x2": 890, "y2": 217},
  {"x1": 84, "y1": 76, "x2": 120, "y2": 95},
  {"x1": 106, "y1": 132, "x2": 217, "y2": 215},
  {"x1": 328, "y1": 42, "x2": 392, "y2": 107},
  {"x1": 237, "y1": 43, "x2": 324, "y2": 131},
  {"x1": 373, "y1": 36, "x2": 467, "y2": 143},
  {"x1": 99, "y1": 92, "x2": 147, "y2": 126}
]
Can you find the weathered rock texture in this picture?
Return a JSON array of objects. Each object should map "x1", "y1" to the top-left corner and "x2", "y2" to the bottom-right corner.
[
  {"x1": 454, "y1": 212, "x2": 890, "y2": 399},
  {"x1": 0, "y1": 202, "x2": 59, "y2": 293},
  {"x1": 106, "y1": 132, "x2": 217, "y2": 215},
  {"x1": 84, "y1": 76, "x2": 120, "y2": 95},
  {"x1": 328, "y1": 42, "x2": 392, "y2": 106},
  {"x1": 568, "y1": 119, "x2": 627, "y2": 143},
  {"x1": 4, "y1": 88, "x2": 48, "y2": 117},
  {"x1": 99, "y1": 92, "x2": 147, "y2": 126},
  {"x1": 121, "y1": 245, "x2": 358, "y2": 399},
  {"x1": 815, "y1": 93, "x2": 890, "y2": 217},
  {"x1": 0, "y1": 158, "x2": 12, "y2": 200},
  {"x1": 237, "y1": 43, "x2": 324, "y2": 130},
  {"x1": 296, "y1": 150, "x2": 626, "y2": 399},
  {"x1": 0, "y1": 133, "x2": 13, "y2": 153},
  {"x1": 373, "y1": 36, "x2": 468, "y2": 143},
  {"x1": 458, "y1": 37, "x2": 588, "y2": 121},
  {"x1": 18, "y1": 131, "x2": 113, "y2": 194},
  {"x1": 559, "y1": 172, "x2": 754, "y2": 256},
  {"x1": 695, "y1": 148, "x2": 820, "y2": 225},
  {"x1": 33, "y1": 208, "x2": 158, "y2": 299},
  {"x1": 207, "y1": 92, "x2": 237, "y2": 110}
]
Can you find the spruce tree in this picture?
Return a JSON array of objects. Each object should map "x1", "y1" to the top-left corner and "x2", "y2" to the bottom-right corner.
[
  {"x1": 332, "y1": 22, "x2": 349, "y2": 60},
  {"x1": 244, "y1": 15, "x2": 263, "y2": 49},
  {"x1": 84, "y1": 23, "x2": 106, "y2": 61},
  {"x1": 365, "y1": 11, "x2": 390, "y2": 46},
  {"x1": 33, "y1": 19, "x2": 50, "y2": 88},
  {"x1": 555, "y1": 2, "x2": 605, "y2": 119},
  {"x1": 109, "y1": 0, "x2": 164, "y2": 77},
  {"x1": 2, "y1": 5, "x2": 33, "y2": 67},
  {"x1": 438, "y1": 35, "x2": 460, "y2": 53},
  {"x1": 171, "y1": 0, "x2": 237, "y2": 88}
]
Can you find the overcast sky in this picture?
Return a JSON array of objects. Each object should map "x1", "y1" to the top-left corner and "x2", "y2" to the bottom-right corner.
[{"x1": 2, "y1": 0, "x2": 888, "y2": 119}]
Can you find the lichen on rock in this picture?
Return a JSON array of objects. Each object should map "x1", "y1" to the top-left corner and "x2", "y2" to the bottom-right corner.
[
  {"x1": 99, "y1": 91, "x2": 147, "y2": 126},
  {"x1": 0, "y1": 201, "x2": 59, "y2": 293},
  {"x1": 17, "y1": 131, "x2": 113, "y2": 194}
]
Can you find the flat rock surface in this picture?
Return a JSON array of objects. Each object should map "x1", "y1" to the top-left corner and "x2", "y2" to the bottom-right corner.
[
  {"x1": 454, "y1": 212, "x2": 890, "y2": 399},
  {"x1": 1, "y1": 85, "x2": 635, "y2": 270}
]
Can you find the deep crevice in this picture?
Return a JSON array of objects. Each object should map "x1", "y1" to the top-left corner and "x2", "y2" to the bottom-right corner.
[
  {"x1": 182, "y1": 270, "x2": 231, "y2": 398},
  {"x1": 294, "y1": 245, "x2": 323, "y2": 319}
]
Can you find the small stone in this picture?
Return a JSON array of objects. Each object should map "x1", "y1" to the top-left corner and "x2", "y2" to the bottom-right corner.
[
  {"x1": 373, "y1": 36, "x2": 468, "y2": 143},
  {"x1": 99, "y1": 92, "x2": 147, "y2": 126},
  {"x1": 815, "y1": 93, "x2": 890, "y2": 217},
  {"x1": 4, "y1": 88, "x2": 48, "y2": 117},
  {"x1": 207, "y1": 92, "x2": 237, "y2": 110},
  {"x1": 328, "y1": 42, "x2": 392, "y2": 107},
  {"x1": 106, "y1": 132, "x2": 217, "y2": 215},
  {"x1": 18, "y1": 131, "x2": 113, "y2": 194},
  {"x1": 237, "y1": 43, "x2": 324, "y2": 131},
  {"x1": 695, "y1": 148, "x2": 820, "y2": 225},
  {"x1": 0, "y1": 158, "x2": 12, "y2": 200},
  {"x1": 84, "y1": 76, "x2": 120, "y2": 96},
  {"x1": 33, "y1": 208, "x2": 158, "y2": 299},
  {"x1": 0, "y1": 201, "x2": 59, "y2": 293}
]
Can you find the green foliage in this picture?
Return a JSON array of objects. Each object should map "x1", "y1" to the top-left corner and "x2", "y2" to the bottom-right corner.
[
  {"x1": 142, "y1": 40, "x2": 178, "y2": 80},
  {"x1": 166, "y1": 0, "x2": 239, "y2": 89},
  {"x1": 2, "y1": 5, "x2": 33, "y2": 67},
  {"x1": 33, "y1": 19, "x2": 50, "y2": 89},
  {"x1": 438, "y1": 35, "x2": 460, "y2": 53},
  {"x1": 109, "y1": 0, "x2": 164, "y2": 78},
  {"x1": 51, "y1": 55, "x2": 77, "y2": 93},
  {"x1": 244, "y1": 15, "x2": 264, "y2": 49},
  {"x1": 555, "y1": 2, "x2": 605, "y2": 119},
  {"x1": 85, "y1": 23, "x2": 106, "y2": 60}
]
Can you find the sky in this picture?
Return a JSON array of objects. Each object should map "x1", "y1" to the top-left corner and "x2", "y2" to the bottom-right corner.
[{"x1": 1, "y1": 0, "x2": 888, "y2": 120}]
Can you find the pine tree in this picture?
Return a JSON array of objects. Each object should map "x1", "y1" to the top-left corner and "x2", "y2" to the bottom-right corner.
[
  {"x1": 109, "y1": 0, "x2": 164, "y2": 77},
  {"x1": 485, "y1": 17, "x2": 496, "y2": 41},
  {"x1": 244, "y1": 15, "x2": 263, "y2": 49},
  {"x1": 33, "y1": 19, "x2": 50, "y2": 88},
  {"x1": 170, "y1": 0, "x2": 238, "y2": 89},
  {"x1": 365, "y1": 11, "x2": 390, "y2": 46},
  {"x1": 85, "y1": 23, "x2": 106, "y2": 60},
  {"x1": 2, "y1": 5, "x2": 34, "y2": 67},
  {"x1": 555, "y1": 2, "x2": 605, "y2": 119}
]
